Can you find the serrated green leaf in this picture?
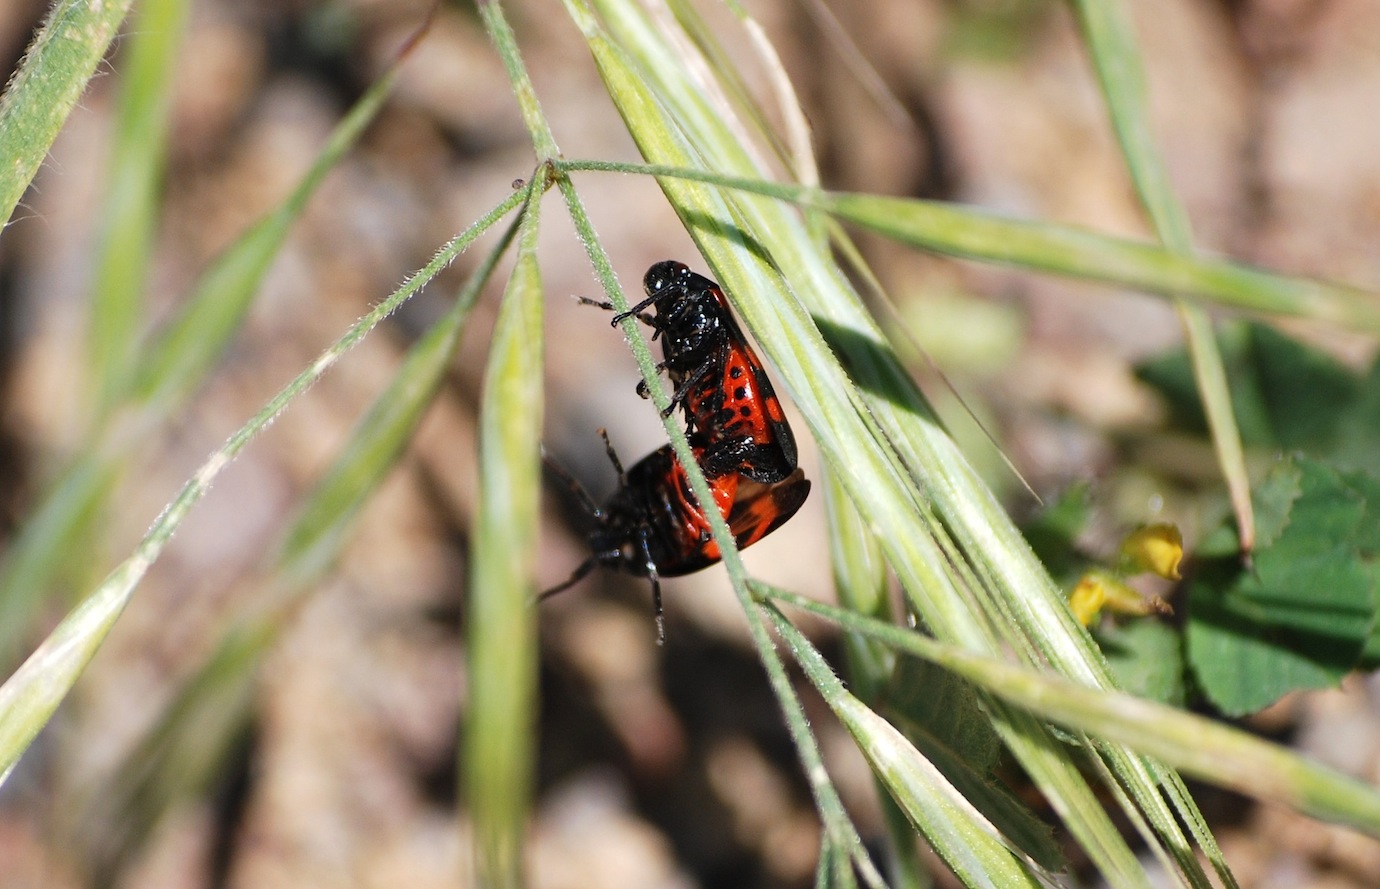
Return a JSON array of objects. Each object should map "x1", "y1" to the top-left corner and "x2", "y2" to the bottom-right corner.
[
  {"x1": 1251, "y1": 325, "x2": 1359, "y2": 452},
  {"x1": 1137, "y1": 322, "x2": 1362, "y2": 458},
  {"x1": 1188, "y1": 458, "x2": 1377, "y2": 715},
  {"x1": 1333, "y1": 360, "x2": 1380, "y2": 476},
  {"x1": 1095, "y1": 619, "x2": 1185, "y2": 706}
]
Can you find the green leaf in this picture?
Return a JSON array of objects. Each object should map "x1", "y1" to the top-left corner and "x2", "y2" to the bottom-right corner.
[
  {"x1": 1137, "y1": 322, "x2": 1362, "y2": 456},
  {"x1": 1019, "y1": 483, "x2": 1093, "y2": 584},
  {"x1": 1095, "y1": 619, "x2": 1185, "y2": 706},
  {"x1": 1333, "y1": 361, "x2": 1380, "y2": 476},
  {"x1": 1188, "y1": 458, "x2": 1378, "y2": 715}
]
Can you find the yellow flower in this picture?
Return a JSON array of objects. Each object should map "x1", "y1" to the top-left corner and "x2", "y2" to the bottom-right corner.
[{"x1": 1119, "y1": 523, "x2": 1183, "y2": 581}]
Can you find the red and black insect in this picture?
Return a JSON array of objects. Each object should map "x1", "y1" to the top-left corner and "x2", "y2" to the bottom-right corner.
[
  {"x1": 541, "y1": 431, "x2": 811, "y2": 642},
  {"x1": 585, "y1": 261, "x2": 797, "y2": 484}
]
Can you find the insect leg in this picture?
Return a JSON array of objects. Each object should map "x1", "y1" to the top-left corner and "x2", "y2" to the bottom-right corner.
[
  {"x1": 597, "y1": 428, "x2": 628, "y2": 486},
  {"x1": 661, "y1": 358, "x2": 714, "y2": 419},
  {"x1": 611, "y1": 292, "x2": 661, "y2": 326},
  {"x1": 636, "y1": 531, "x2": 667, "y2": 646},
  {"x1": 537, "y1": 556, "x2": 598, "y2": 601}
]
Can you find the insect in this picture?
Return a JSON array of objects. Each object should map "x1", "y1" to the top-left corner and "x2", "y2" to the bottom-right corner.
[
  {"x1": 583, "y1": 261, "x2": 798, "y2": 484},
  {"x1": 541, "y1": 430, "x2": 811, "y2": 643}
]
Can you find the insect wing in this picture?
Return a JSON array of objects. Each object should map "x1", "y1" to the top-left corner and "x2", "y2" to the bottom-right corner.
[{"x1": 727, "y1": 469, "x2": 811, "y2": 550}]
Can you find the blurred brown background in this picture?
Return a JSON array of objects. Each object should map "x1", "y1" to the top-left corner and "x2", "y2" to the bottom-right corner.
[{"x1": 2, "y1": 0, "x2": 1379, "y2": 886}]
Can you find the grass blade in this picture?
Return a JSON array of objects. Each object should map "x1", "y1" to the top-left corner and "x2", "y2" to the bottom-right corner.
[
  {"x1": 771, "y1": 589, "x2": 1380, "y2": 835},
  {"x1": 87, "y1": 0, "x2": 191, "y2": 413},
  {"x1": 0, "y1": 37, "x2": 415, "y2": 669},
  {"x1": 68, "y1": 209, "x2": 521, "y2": 878},
  {"x1": 0, "y1": 188, "x2": 525, "y2": 785},
  {"x1": 0, "y1": 0, "x2": 135, "y2": 226},
  {"x1": 465, "y1": 178, "x2": 547, "y2": 888},
  {"x1": 766, "y1": 605, "x2": 1049, "y2": 888},
  {"x1": 1072, "y1": 0, "x2": 1254, "y2": 565},
  {"x1": 560, "y1": 161, "x2": 1380, "y2": 334}
]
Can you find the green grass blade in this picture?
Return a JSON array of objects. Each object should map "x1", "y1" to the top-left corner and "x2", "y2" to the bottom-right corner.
[
  {"x1": 278, "y1": 226, "x2": 517, "y2": 581},
  {"x1": 1073, "y1": 0, "x2": 1254, "y2": 565},
  {"x1": 133, "y1": 32, "x2": 416, "y2": 409},
  {"x1": 0, "y1": 0, "x2": 135, "y2": 227},
  {"x1": 769, "y1": 589, "x2": 1380, "y2": 836},
  {"x1": 560, "y1": 160, "x2": 1380, "y2": 334},
  {"x1": 0, "y1": 44, "x2": 410, "y2": 670},
  {"x1": 818, "y1": 190, "x2": 1380, "y2": 333},
  {"x1": 766, "y1": 605, "x2": 1048, "y2": 889},
  {"x1": 0, "y1": 452, "x2": 121, "y2": 670},
  {"x1": 0, "y1": 189, "x2": 525, "y2": 785},
  {"x1": 87, "y1": 0, "x2": 191, "y2": 413},
  {"x1": 823, "y1": 469, "x2": 892, "y2": 703},
  {"x1": 69, "y1": 211, "x2": 521, "y2": 878},
  {"x1": 465, "y1": 180, "x2": 546, "y2": 889},
  {"x1": 67, "y1": 618, "x2": 269, "y2": 878},
  {"x1": 479, "y1": 0, "x2": 559, "y2": 159},
  {"x1": 821, "y1": 468, "x2": 931, "y2": 884}
]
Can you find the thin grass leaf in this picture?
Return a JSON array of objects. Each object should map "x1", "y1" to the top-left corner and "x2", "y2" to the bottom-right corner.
[
  {"x1": 0, "y1": 452, "x2": 121, "y2": 670},
  {"x1": 278, "y1": 226, "x2": 517, "y2": 581},
  {"x1": 66, "y1": 617, "x2": 270, "y2": 878},
  {"x1": 1072, "y1": 3, "x2": 1249, "y2": 878},
  {"x1": 0, "y1": 187, "x2": 526, "y2": 785},
  {"x1": 464, "y1": 186, "x2": 545, "y2": 887},
  {"x1": 822, "y1": 464, "x2": 935, "y2": 886},
  {"x1": 480, "y1": 0, "x2": 559, "y2": 159},
  {"x1": 0, "y1": 0, "x2": 135, "y2": 226},
  {"x1": 1072, "y1": 0, "x2": 1254, "y2": 567},
  {"x1": 765, "y1": 605, "x2": 1049, "y2": 889},
  {"x1": 0, "y1": 38, "x2": 414, "y2": 670},
  {"x1": 133, "y1": 24, "x2": 426, "y2": 409},
  {"x1": 823, "y1": 469, "x2": 891, "y2": 703},
  {"x1": 87, "y1": 0, "x2": 191, "y2": 414},
  {"x1": 66, "y1": 212, "x2": 521, "y2": 879},
  {"x1": 817, "y1": 190, "x2": 1380, "y2": 333},
  {"x1": 561, "y1": 161, "x2": 1380, "y2": 334},
  {"x1": 769, "y1": 588, "x2": 1380, "y2": 836}
]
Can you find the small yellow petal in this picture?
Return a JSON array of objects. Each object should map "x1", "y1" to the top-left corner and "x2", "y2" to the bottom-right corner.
[
  {"x1": 1069, "y1": 575, "x2": 1107, "y2": 626},
  {"x1": 1120, "y1": 523, "x2": 1183, "y2": 581}
]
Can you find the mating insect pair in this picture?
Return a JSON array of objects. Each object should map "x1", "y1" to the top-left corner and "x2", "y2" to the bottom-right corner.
[{"x1": 541, "y1": 261, "x2": 810, "y2": 642}]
